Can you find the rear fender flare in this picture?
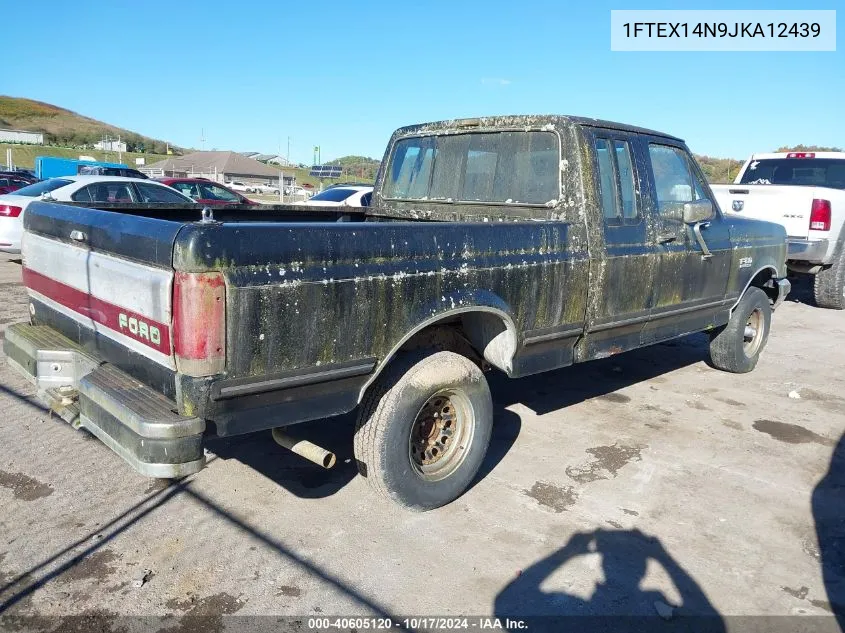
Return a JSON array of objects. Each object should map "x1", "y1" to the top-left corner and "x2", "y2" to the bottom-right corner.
[{"x1": 356, "y1": 292, "x2": 518, "y2": 403}]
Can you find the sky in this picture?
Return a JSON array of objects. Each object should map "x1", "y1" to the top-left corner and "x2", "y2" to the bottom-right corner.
[{"x1": 4, "y1": 0, "x2": 842, "y2": 163}]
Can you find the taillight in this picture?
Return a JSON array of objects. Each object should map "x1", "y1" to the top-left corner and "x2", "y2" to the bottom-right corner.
[
  {"x1": 787, "y1": 152, "x2": 815, "y2": 159},
  {"x1": 173, "y1": 271, "x2": 226, "y2": 376},
  {"x1": 0, "y1": 205, "x2": 23, "y2": 217},
  {"x1": 809, "y1": 199, "x2": 831, "y2": 231}
]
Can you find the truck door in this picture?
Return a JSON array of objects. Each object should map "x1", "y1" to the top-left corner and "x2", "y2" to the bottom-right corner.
[
  {"x1": 580, "y1": 131, "x2": 656, "y2": 359},
  {"x1": 640, "y1": 141, "x2": 733, "y2": 345}
]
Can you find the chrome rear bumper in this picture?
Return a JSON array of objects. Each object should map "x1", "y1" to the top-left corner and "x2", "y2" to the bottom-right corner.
[{"x1": 4, "y1": 323, "x2": 205, "y2": 478}]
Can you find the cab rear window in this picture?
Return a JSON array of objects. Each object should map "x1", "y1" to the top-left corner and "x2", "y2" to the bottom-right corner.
[
  {"x1": 739, "y1": 158, "x2": 845, "y2": 189},
  {"x1": 383, "y1": 131, "x2": 560, "y2": 205}
]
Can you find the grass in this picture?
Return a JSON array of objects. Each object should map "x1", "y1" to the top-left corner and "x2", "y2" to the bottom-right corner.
[{"x1": 0, "y1": 143, "x2": 169, "y2": 170}]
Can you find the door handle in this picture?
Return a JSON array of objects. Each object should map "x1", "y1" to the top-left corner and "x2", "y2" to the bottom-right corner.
[
  {"x1": 69, "y1": 230, "x2": 87, "y2": 242},
  {"x1": 692, "y1": 221, "x2": 713, "y2": 259},
  {"x1": 658, "y1": 234, "x2": 677, "y2": 244}
]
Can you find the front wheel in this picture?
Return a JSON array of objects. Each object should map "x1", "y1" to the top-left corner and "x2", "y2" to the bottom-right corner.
[
  {"x1": 709, "y1": 287, "x2": 771, "y2": 373},
  {"x1": 354, "y1": 350, "x2": 493, "y2": 511}
]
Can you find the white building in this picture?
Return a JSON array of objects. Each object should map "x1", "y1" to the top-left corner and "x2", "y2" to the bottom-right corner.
[
  {"x1": 0, "y1": 128, "x2": 44, "y2": 145},
  {"x1": 94, "y1": 139, "x2": 127, "y2": 152}
]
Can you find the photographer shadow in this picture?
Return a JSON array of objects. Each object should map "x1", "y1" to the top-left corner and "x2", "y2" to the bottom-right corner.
[{"x1": 494, "y1": 529, "x2": 725, "y2": 633}]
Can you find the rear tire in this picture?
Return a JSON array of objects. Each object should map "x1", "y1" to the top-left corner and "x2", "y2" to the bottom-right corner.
[
  {"x1": 814, "y1": 247, "x2": 845, "y2": 310},
  {"x1": 709, "y1": 287, "x2": 771, "y2": 373},
  {"x1": 354, "y1": 350, "x2": 493, "y2": 511}
]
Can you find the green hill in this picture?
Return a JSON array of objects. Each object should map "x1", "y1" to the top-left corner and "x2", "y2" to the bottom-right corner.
[
  {"x1": 327, "y1": 155, "x2": 380, "y2": 182},
  {"x1": 0, "y1": 96, "x2": 175, "y2": 154}
]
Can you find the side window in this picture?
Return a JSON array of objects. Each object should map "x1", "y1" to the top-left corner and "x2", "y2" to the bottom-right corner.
[
  {"x1": 83, "y1": 183, "x2": 134, "y2": 202},
  {"x1": 170, "y1": 182, "x2": 199, "y2": 198},
  {"x1": 614, "y1": 141, "x2": 637, "y2": 219},
  {"x1": 648, "y1": 144, "x2": 698, "y2": 214},
  {"x1": 201, "y1": 184, "x2": 239, "y2": 202},
  {"x1": 595, "y1": 138, "x2": 619, "y2": 220},
  {"x1": 135, "y1": 182, "x2": 191, "y2": 203},
  {"x1": 71, "y1": 186, "x2": 93, "y2": 202}
]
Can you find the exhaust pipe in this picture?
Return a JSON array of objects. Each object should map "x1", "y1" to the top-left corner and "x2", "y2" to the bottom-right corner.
[{"x1": 271, "y1": 428, "x2": 336, "y2": 469}]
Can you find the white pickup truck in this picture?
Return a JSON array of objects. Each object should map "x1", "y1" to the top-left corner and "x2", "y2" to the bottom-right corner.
[{"x1": 711, "y1": 152, "x2": 845, "y2": 309}]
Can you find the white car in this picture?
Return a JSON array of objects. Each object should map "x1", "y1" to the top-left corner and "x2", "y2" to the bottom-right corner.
[
  {"x1": 225, "y1": 181, "x2": 257, "y2": 194},
  {"x1": 711, "y1": 152, "x2": 845, "y2": 308},
  {"x1": 254, "y1": 183, "x2": 281, "y2": 195},
  {"x1": 302, "y1": 185, "x2": 373, "y2": 207},
  {"x1": 0, "y1": 176, "x2": 194, "y2": 254}
]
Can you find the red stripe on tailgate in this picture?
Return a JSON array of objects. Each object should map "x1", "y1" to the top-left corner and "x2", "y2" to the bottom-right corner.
[{"x1": 22, "y1": 267, "x2": 172, "y2": 354}]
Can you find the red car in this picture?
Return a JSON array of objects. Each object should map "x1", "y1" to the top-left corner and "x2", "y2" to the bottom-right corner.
[
  {"x1": 0, "y1": 175, "x2": 34, "y2": 195},
  {"x1": 155, "y1": 178, "x2": 255, "y2": 205}
]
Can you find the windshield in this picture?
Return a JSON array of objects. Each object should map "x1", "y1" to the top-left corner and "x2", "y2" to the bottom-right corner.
[
  {"x1": 309, "y1": 188, "x2": 359, "y2": 202},
  {"x1": 12, "y1": 179, "x2": 73, "y2": 197},
  {"x1": 383, "y1": 131, "x2": 560, "y2": 205},
  {"x1": 739, "y1": 158, "x2": 845, "y2": 189}
]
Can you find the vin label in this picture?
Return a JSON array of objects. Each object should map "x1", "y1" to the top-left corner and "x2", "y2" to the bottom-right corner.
[{"x1": 611, "y1": 10, "x2": 836, "y2": 51}]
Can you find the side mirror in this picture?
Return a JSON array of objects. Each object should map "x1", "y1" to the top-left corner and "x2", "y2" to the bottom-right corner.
[{"x1": 683, "y1": 199, "x2": 715, "y2": 224}]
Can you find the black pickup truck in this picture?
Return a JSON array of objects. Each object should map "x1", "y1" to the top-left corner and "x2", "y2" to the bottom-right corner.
[{"x1": 5, "y1": 115, "x2": 790, "y2": 510}]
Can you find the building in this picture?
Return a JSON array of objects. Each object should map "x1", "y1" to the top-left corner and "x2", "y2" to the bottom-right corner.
[
  {"x1": 142, "y1": 151, "x2": 293, "y2": 186},
  {"x1": 267, "y1": 156, "x2": 292, "y2": 167},
  {"x1": 239, "y1": 151, "x2": 260, "y2": 158},
  {"x1": 94, "y1": 139, "x2": 127, "y2": 153},
  {"x1": 0, "y1": 128, "x2": 44, "y2": 145}
]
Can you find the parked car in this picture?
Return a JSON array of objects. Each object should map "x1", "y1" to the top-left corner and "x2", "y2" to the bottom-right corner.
[
  {"x1": 254, "y1": 183, "x2": 281, "y2": 195},
  {"x1": 77, "y1": 165, "x2": 149, "y2": 179},
  {"x1": 285, "y1": 185, "x2": 312, "y2": 199},
  {"x1": 157, "y1": 178, "x2": 255, "y2": 205},
  {"x1": 301, "y1": 185, "x2": 373, "y2": 207},
  {"x1": 5, "y1": 115, "x2": 789, "y2": 511},
  {"x1": 0, "y1": 168, "x2": 37, "y2": 180},
  {"x1": 0, "y1": 176, "x2": 33, "y2": 195},
  {"x1": 34, "y1": 157, "x2": 145, "y2": 180},
  {"x1": 711, "y1": 151, "x2": 845, "y2": 308},
  {"x1": 0, "y1": 176, "x2": 194, "y2": 253},
  {"x1": 0, "y1": 171, "x2": 38, "y2": 184},
  {"x1": 225, "y1": 181, "x2": 256, "y2": 194}
]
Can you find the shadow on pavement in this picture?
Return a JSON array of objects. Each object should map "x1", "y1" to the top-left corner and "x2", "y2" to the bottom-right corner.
[
  {"x1": 494, "y1": 528, "x2": 725, "y2": 632},
  {"x1": 0, "y1": 475, "x2": 400, "y2": 623},
  {"x1": 207, "y1": 335, "x2": 705, "y2": 500},
  {"x1": 786, "y1": 272, "x2": 817, "y2": 307},
  {"x1": 813, "y1": 431, "x2": 845, "y2": 630},
  {"x1": 489, "y1": 335, "x2": 707, "y2": 417}
]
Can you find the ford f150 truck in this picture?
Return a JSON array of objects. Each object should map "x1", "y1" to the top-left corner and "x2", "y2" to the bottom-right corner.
[
  {"x1": 711, "y1": 152, "x2": 845, "y2": 309},
  {"x1": 5, "y1": 115, "x2": 790, "y2": 510}
]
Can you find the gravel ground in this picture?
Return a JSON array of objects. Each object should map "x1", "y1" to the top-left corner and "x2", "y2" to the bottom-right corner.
[{"x1": 0, "y1": 253, "x2": 842, "y2": 632}]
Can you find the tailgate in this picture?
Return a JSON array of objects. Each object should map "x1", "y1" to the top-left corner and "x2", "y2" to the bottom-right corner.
[
  {"x1": 21, "y1": 201, "x2": 183, "y2": 394},
  {"x1": 717, "y1": 185, "x2": 811, "y2": 238}
]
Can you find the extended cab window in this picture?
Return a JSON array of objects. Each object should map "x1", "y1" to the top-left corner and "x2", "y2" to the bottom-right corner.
[
  {"x1": 594, "y1": 138, "x2": 638, "y2": 221},
  {"x1": 595, "y1": 138, "x2": 619, "y2": 219},
  {"x1": 384, "y1": 131, "x2": 559, "y2": 205},
  {"x1": 648, "y1": 144, "x2": 708, "y2": 215}
]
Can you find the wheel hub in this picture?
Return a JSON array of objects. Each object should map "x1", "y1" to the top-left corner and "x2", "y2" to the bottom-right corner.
[
  {"x1": 743, "y1": 308, "x2": 763, "y2": 357},
  {"x1": 411, "y1": 396, "x2": 456, "y2": 466}
]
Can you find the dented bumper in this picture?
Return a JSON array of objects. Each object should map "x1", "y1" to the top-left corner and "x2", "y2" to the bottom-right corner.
[{"x1": 3, "y1": 323, "x2": 205, "y2": 478}]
